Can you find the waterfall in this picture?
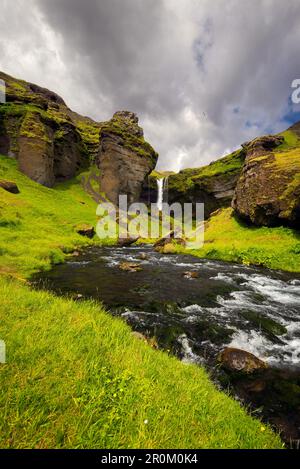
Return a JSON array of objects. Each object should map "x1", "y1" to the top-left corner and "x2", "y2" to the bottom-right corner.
[{"x1": 156, "y1": 178, "x2": 164, "y2": 211}]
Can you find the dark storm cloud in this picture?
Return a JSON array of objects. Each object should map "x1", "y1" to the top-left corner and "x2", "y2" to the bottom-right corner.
[{"x1": 1, "y1": 0, "x2": 300, "y2": 170}]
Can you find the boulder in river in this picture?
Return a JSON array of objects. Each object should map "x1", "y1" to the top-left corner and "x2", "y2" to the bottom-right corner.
[
  {"x1": 139, "y1": 252, "x2": 149, "y2": 260},
  {"x1": 154, "y1": 231, "x2": 186, "y2": 254},
  {"x1": 218, "y1": 347, "x2": 268, "y2": 373},
  {"x1": 119, "y1": 262, "x2": 142, "y2": 272}
]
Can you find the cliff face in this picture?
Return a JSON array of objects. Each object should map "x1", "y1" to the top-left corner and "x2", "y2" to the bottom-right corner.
[
  {"x1": 159, "y1": 127, "x2": 300, "y2": 228},
  {"x1": 97, "y1": 111, "x2": 158, "y2": 205},
  {"x1": 232, "y1": 131, "x2": 300, "y2": 228},
  {"x1": 0, "y1": 72, "x2": 157, "y2": 203},
  {"x1": 0, "y1": 71, "x2": 101, "y2": 187},
  {"x1": 166, "y1": 150, "x2": 245, "y2": 218}
]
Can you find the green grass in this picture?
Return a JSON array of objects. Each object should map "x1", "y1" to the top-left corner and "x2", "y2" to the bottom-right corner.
[
  {"x1": 0, "y1": 276, "x2": 282, "y2": 449},
  {"x1": 0, "y1": 155, "x2": 100, "y2": 278},
  {"x1": 0, "y1": 154, "x2": 284, "y2": 448},
  {"x1": 184, "y1": 208, "x2": 300, "y2": 272},
  {"x1": 277, "y1": 129, "x2": 300, "y2": 150}
]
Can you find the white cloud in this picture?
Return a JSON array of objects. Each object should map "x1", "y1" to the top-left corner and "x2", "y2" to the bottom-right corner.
[{"x1": 0, "y1": 0, "x2": 300, "y2": 170}]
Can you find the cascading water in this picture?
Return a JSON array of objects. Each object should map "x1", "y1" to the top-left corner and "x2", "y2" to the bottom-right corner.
[
  {"x1": 35, "y1": 245, "x2": 300, "y2": 444},
  {"x1": 156, "y1": 177, "x2": 165, "y2": 211}
]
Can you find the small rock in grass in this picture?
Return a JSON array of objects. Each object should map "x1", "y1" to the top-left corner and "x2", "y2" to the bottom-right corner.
[
  {"x1": 75, "y1": 223, "x2": 95, "y2": 238},
  {"x1": 0, "y1": 179, "x2": 20, "y2": 194}
]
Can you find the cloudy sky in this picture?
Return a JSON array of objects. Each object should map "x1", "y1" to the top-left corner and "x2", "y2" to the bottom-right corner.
[{"x1": 1, "y1": 0, "x2": 300, "y2": 171}]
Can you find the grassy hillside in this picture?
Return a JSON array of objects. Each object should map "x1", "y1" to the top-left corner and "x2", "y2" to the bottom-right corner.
[
  {"x1": 0, "y1": 155, "x2": 282, "y2": 448},
  {"x1": 0, "y1": 156, "x2": 100, "y2": 278},
  {"x1": 184, "y1": 207, "x2": 300, "y2": 272}
]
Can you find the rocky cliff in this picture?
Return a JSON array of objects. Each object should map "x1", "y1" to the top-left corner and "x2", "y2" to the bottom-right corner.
[
  {"x1": 232, "y1": 130, "x2": 300, "y2": 228},
  {"x1": 0, "y1": 71, "x2": 157, "y2": 203},
  {"x1": 97, "y1": 111, "x2": 158, "y2": 205},
  {"x1": 160, "y1": 126, "x2": 300, "y2": 228},
  {"x1": 0, "y1": 71, "x2": 101, "y2": 186}
]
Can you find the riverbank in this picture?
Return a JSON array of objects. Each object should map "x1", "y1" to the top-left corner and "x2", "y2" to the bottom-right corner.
[
  {"x1": 0, "y1": 155, "x2": 283, "y2": 448},
  {"x1": 179, "y1": 208, "x2": 300, "y2": 273},
  {"x1": 0, "y1": 275, "x2": 282, "y2": 448}
]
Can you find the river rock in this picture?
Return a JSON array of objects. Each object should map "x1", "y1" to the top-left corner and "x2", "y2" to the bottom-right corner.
[
  {"x1": 154, "y1": 231, "x2": 185, "y2": 254},
  {"x1": 139, "y1": 252, "x2": 149, "y2": 260},
  {"x1": 0, "y1": 179, "x2": 20, "y2": 194},
  {"x1": 218, "y1": 347, "x2": 268, "y2": 373},
  {"x1": 75, "y1": 223, "x2": 95, "y2": 238},
  {"x1": 153, "y1": 230, "x2": 175, "y2": 248},
  {"x1": 117, "y1": 236, "x2": 140, "y2": 247},
  {"x1": 183, "y1": 271, "x2": 199, "y2": 279},
  {"x1": 119, "y1": 262, "x2": 142, "y2": 272}
]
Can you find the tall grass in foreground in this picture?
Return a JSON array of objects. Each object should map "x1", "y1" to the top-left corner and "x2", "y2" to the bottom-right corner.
[{"x1": 0, "y1": 277, "x2": 282, "y2": 448}]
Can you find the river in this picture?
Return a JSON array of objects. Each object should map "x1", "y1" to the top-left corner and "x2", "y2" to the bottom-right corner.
[{"x1": 33, "y1": 245, "x2": 300, "y2": 446}]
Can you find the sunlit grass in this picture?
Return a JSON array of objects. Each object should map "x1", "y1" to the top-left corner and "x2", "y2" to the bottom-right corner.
[
  {"x1": 0, "y1": 156, "x2": 100, "y2": 277},
  {"x1": 0, "y1": 276, "x2": 282, "y2": 449},
  {"x1": 185, "y1": 208, "x2": 300, "y2": 272}
]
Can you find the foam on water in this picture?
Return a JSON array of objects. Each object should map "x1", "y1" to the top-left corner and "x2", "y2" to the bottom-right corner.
[{"x1": 177, "y1": 334, "x2": 202, "y2": 364}]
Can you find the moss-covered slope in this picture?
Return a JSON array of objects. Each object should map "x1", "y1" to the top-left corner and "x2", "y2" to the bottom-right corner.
[{"x1": 166, "y1": 149, "x2": 245, "y2": 218}]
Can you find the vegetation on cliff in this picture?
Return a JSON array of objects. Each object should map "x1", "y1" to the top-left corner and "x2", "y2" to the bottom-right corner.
[
  {"x1": 168, "y1": 149, "x2": 245, "y2": 194},
  {"x1": 0, "y1": 71, "x2": 101, "y2": 166},
  {"x1": 232, "y1": 129, "x2": 300, "y2": 227},
  {"x1": 100, "y1": 111, "x2": 158, "y2": 165}
]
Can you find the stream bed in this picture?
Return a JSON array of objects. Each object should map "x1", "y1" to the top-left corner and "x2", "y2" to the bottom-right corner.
[{"x1": 33, "y1": 245, "x2": 300, "y2": 446}]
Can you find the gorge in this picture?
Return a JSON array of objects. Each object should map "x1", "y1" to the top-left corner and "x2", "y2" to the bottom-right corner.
[{"x1": 1, "y1": 70, "x2": 300, "y2": 449}]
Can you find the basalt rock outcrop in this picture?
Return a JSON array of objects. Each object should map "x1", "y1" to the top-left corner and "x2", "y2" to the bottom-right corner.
[
  {"x1": 157, "y1": 126, "x2": 300, "y2": 228},
  {"x1": 166, "y1": 149, "x2": 246, "y2": 219},
  {"x1": 97, "y1": 111, "x2": 158, "y2": 205},
  {"x1": 232, "y1": 131, "x2": 300, "y2": 227},
  {"x1": 0, "y1": 72, "x2": 157, "y2": 202},
  {"x1": 0, "y1": 71, "x2": 101, "y2": 187}
]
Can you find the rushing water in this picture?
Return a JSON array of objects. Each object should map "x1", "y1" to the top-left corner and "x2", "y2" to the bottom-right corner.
[{"x1": 34, "y1": 245, "x2": 300, "y2": 444}]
